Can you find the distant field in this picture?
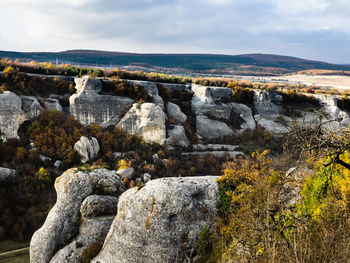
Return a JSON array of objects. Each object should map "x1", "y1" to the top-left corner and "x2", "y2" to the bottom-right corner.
[
  {"x1": 268, "y1": 74, "x2": 350, "y2": 91},
  {"x1": 235, "y1": 74, "x2": 350, "y2": 92}
]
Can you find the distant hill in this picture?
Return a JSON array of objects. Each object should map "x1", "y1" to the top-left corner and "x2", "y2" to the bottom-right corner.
[{"x1": 1, "y1": 49, "x2": 349, "y2": 75}]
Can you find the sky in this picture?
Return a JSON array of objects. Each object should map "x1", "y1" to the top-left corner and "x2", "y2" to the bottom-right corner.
[{"x1": 0, "y1": 0, "x2": 350, "y2": 63}]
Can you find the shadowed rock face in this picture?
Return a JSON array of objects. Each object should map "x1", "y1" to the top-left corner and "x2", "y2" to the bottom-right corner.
[
  {"x1": 69, "y1": 77, "x2": 134, "y2": 126},
  {"x1": 92, "y1": 176, "x2": 220, "y2": 263},
  {"x1": 30, "y1": 168, "x2": 125, "y2": 263}
]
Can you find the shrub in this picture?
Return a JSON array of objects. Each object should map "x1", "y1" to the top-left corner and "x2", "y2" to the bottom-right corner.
[{"x1": 81, "y1": 242, "x2": 102, "y2": 263}]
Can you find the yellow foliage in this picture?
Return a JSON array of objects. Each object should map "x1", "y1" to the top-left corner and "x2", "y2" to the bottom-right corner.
[{"x1": 117, "y1": 159, "x2": 130, "y2": 170}]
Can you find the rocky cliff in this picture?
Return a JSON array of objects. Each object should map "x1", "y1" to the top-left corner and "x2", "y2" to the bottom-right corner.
[{"x1": 1, "y1": 75, "x2": 349, "y2": 146}]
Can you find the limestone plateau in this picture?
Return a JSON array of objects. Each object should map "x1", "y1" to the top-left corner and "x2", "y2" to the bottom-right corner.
[{"x1": 1, "y1": 75, "x2": 348, "y2": 144}]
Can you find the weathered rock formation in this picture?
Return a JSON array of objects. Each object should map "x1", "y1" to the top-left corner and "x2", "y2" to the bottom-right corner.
[
  {"x1": 0, "y1": 91, "x2": 25, "y2": 139},
  {"x1": 21, "y1": 96, "x2": 43, "y2": 119},
  {"x1": 166, "y1": 125, "x2": 190, "y2": 147},
  {"x1": 44, "y1": 98, "x2": 63, "y2": 112},
  {"x1": 92, "y1": 176, "x2": 219, "y2": 263},
  {"x1": 30, "y1": 168, "x2": 125, "y2": 263},
  {"x1": 192, "y1": 85, "x2": 256, "y2": 139},
  {"x1": 64, "y1": 76, "x2": 350, "y2": 145},
  {"x1": 74, "y1": 136, "x2": 100, "y2": 163},
  {"x1": 166, "y1": 102, "x2": 187, "y2": 124},
  {"x1": 117, "y1": 103, "x2": 166, "y2": 145},
  {"x1": 69, "y1": 76, "x2": 134, "y2": 126},
  {"x1": 0, "y1": 167, "x2": 17, "y2": 181},
  {"x1": 253, "y1": 91, "x2": 289, "y2": 134}
]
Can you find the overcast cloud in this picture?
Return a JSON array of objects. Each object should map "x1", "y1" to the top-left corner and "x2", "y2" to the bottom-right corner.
[{"x1": 1, "y1": 0, "x2": 349, "y2": 63}]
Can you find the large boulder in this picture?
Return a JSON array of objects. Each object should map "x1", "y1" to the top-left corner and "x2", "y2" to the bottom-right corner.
[
  {"x1": 166, "y1": 125, "x2": 190, "y2": 147},
  {"x1": 0, "y1": 167, "x2": 17, "y2": 181},
  {"x1": 30, "y1": 168, "x2": 125, "y2": 263},
  {"x1": 70, "y1": 76, "x2": 134, "y2": 126},
  {"x1": 44, "y1": 98, "x2": 63, "y2": 112},
  {"x1": 117, "y1": 103, "x2": 166, "y2": 145},
  {"x1": 92, "y1": 176, "x2": 220, "y2": 263},
  {"x1": 74, "y1": 136, "x2": 100, "y2": 163},
  {"x1": 0, "y1": 91, "x2": 25, "y2": 139},
  {"x1": 196, "y1": 115, "x2": 233, "y2": 139},
  {"x1": 166, "y1": 102, "x2": 187, "y2": 124},
  {"x1": 21, "y1": 96, "x2": 43, "y2": 119}
]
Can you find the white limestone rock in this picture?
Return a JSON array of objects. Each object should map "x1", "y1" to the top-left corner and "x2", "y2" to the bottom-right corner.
[
  {"x1": 166, "y1": 125, "x2": 190, "y2": 147},
  {"x1": 317, "y1": 95, "x2": 350, "y2": 129},
  {"x1": 54, "y1": 160, "x2": 62, "y2": 169},
  {"x1": 253, "y1": 91, "x2": 283, "y2": 116},
  {"x1": 196, "y1": 115, "x2": 233, "y2": 139},
  {"x1": 117, "y1": 103, "x2": 166, "y2": 145},
  {"x1": 92, "y1": 176, "x2": 220, "y2": 263},
  {"x1": 21, "y1": 96, "x2": 43, "y2": 119},
  {"x1": 74, "y1": 136, "x2": 100, "y2": 163},
  {"x1": 44, "y1": 98, "x2": 63, "y2": 112},
  {"x1": 0, "y1": 91, "x2": 25, "y2": 139},
  {"x1": 116, "y1": 167, "x2": 135, "y2": 180},
  {"x1": 0, "y1": 167, "x2": 17, "y2": 181},
  {"x1": 30, "y1": 168, "x2": 125, "y2": 263},
  {"x1": 166, "y1": 102, "x2": 187, "y2": 124},
  {"x1": 70, "y1": 76, "x2": 134, "y2": 126}
]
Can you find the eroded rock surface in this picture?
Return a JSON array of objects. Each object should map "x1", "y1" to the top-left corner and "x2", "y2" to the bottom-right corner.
[
  {"x1": 166, "y1": 102, "x2": 187, "y2": 124},
  {"x1": 0, "y1": 167, "x2": 17, "y2": 181},
  {"x1": 74, "y1": 136, "x2": 100, "y2": 163},
  {"x1": 70, "y1": 77, "x2": 134, "y2": 126},
  {"x1": 92, "y1": 176, "x2": 219, "y2": 263},
  {"x1": 30, "y1": 168, "x2": 125, "y2": 263},
  {"x1": 0, "y1": 91, "x2": 25, "y2": 139},
  {"x1": 21, "y1": 96, "x2": 43, "y2": 119},
  {"x1": 44, "y1": 98, "x2": 63, "y2": 112},
  {"x1": 117, "y1": 103, "x2": 166, "y2": 144},
  {"x1": 166, "y1": 125, "x2": 190, "y2": 147}
]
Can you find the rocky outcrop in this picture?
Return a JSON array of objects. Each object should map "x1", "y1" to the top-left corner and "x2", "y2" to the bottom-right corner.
[
  {"x1": 30, "y1": 168, "x2": 125, "y2": 263},
  {"x1": 317, "y1": 95, "x2": 350, "y2": 129},
  {"x1": 253, "y1": 91, "x2": 289, "y2": 134},
  {"x1": 196, "y1": 115, "x2": 233, "y2": 139},
  {"x1": 44, "y1": 98, "x2": 63, "y2": 112},
  {"x1": 166, "y1": 125, "x2": 190, "y2": 147},
  {"x1": 0, "y1": 167, "x2": 17, "y2": 181},
  {"x1": 74, "y1": 136, "x2": 100, "y2": 163},
  {"x1": 127, "y1": 80, "x2": 164, "y2": 108},
  {"x1": 70, "y1": 76, "x2": 134, "y2": 126},
  {"x1": 92, "y1": 176, "x2": 219, "y2": 263},
  {"x1": 21, "y1": 96, "x2": 43, "y2": 119},
  {"x1": 166, "y1": 102, "x2": 187, "y2": 124},
  {"x1": 192, "y1": 85, "x2": 255, "y2": 139},
  {"x1": 0, "y1": 91, "x2": 25, "y2": 139},
  {"x1": 117, "y1": 103, "x2": 166, "y2": 144}
]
